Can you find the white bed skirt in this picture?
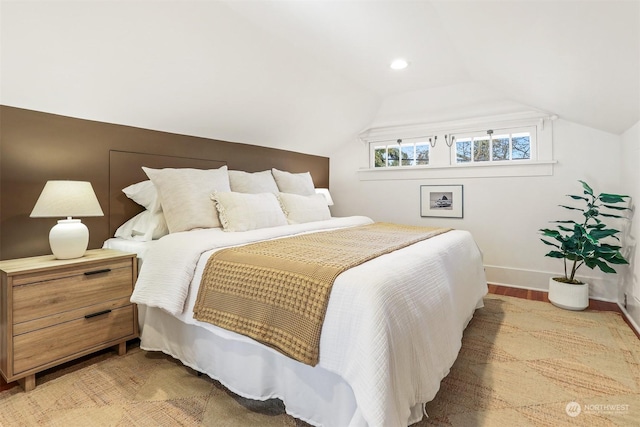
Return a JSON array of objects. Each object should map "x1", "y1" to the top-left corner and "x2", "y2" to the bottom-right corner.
[{"x1": 137, "y1": 304, "x2": 427, "y2": 427}]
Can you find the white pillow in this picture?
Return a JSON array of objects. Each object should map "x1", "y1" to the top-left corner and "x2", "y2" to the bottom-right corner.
[
  {"x1": 114, "y1": 210, "x2": 169, "y2": 241},
  {"x1": 212, "y1": 191, "x2": 287, "y2": 232},
  {"x1": 229, "y1": 170, "x2": 279, "y2": 194},
  {"x1": 143, "y1": 166, "x2": 231, "y2": 233},
  {"x1": 122, "y1": 180, "x2": 161, "y2": 213},
  {"x1": 278, "y1": 192, "x2": 331, "y2": 224},
  {"x1": 271, "y1": 168, "x2": 315, "y2": 196}
]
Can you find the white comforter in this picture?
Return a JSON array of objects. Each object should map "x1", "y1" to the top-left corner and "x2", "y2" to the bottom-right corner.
[{"x1": 131, "y1": 216, "x2": 488, "y2": 426}]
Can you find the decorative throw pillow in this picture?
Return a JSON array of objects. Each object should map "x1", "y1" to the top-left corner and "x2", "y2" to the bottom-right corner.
[
  {"x1": 278, "y1": 192, "x2": 331, "y2": 224},
  {"x1": 122, "y1": 180, "x2": 161, "y2": 213},
  {"x1": 211, "y1": 191, "x2": 287, "y2": 232},
  {"x1": 143, "y1": 166, "x2": 231, "y2": 233},
  {"x1": 229, "y1": 170, "x2": 279, "y2": 194},
  {"x1": 271, "y1": 168, "x2": 315, "y2": 196}
]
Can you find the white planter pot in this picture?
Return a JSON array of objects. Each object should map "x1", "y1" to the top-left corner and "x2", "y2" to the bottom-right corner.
[{"x1": 548, "y1": 277, "x2": 589, "y2": 311}]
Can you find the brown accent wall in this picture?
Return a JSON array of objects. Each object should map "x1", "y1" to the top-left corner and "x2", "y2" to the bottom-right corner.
[{"x1": 0, "y1": 106, "x2": 329, "y2": 260}]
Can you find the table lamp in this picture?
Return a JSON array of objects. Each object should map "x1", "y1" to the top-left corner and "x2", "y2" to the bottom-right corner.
[{"x1": 30, "y1": 180, "x2": 104, "y2": 259}]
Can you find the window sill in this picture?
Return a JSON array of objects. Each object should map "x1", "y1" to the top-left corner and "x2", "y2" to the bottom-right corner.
[{"x1": 357, "y1": 160, "x2": 556, "y2": 181}]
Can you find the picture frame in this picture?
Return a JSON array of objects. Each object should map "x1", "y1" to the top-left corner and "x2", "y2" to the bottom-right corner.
[{"x1": 420, "y1": 185, "x2": 464, "y2": 218}]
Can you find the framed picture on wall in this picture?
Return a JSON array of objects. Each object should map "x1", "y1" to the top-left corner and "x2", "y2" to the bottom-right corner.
[{"x1": 420, "y1": 185, "x2": 463, "y2": 218}]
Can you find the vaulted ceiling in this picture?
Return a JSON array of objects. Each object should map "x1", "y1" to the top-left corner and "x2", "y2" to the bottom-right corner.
[{"x1": 1, "y1": 1, "x2": 638, "y2": 156}]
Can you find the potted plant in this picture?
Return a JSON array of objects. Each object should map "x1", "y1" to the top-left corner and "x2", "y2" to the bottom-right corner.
[{"x1": 539, "y1": 180, "x2": 630, "y2": 310}]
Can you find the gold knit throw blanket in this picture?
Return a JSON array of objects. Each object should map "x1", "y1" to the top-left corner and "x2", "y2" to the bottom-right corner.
[{"x1": 193, "y1": 223, "x2": 451, "y2": 366}]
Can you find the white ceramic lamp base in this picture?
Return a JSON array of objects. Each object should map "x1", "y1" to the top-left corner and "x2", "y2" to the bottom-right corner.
[{"x1": 49, "y1": 218, "x2": 89, "y2": 259}]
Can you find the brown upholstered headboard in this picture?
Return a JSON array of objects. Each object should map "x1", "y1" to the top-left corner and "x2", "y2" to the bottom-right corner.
[{"x1": 109, "y1": 150, "x2": 227, "y2": 236}]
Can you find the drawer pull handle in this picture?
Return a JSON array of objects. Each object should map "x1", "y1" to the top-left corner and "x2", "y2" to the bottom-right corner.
[
  {"x1": 85, "y1": 309, "x2": 112, "y2": 319},
  {"x1": 84, "y1": 268, "x2": 112, "y2": 276}
]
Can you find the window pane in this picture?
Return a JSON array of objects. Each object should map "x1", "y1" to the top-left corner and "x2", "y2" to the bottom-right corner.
[
  {"x1": 401, "y1": 145, "x2": 414, "y2": 166},
  {"x1": 456, "y1": 139, "x2": 472, "y2": 163},
  {"x1": 492, "y1": 135, "x2": 510, "y2": 161},
  {"x1": 387, "y1": 145, "x2": 400, "y2": 166},
  {"x1": 512, "y1": 132, "x2": 531, "y2": 160},
  {"x1": 474, "y1": 137, "x2": 490, "y2": 162},
  {"x1": 374, "y1": 147, "x2": 387, "y2": 167},
  {"x1": 415, "y1": 143, "x2": 429, "y2": 166}
]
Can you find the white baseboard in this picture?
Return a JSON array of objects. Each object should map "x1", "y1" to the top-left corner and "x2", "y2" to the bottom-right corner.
[
  {"x1": 484, "y1": 264, "x2": 640, "y2": 335},
  {"x1": 618, "y1": 303, "x2": 640, "y2": 338},
  {"x1": 484, "y1": 264, "x2": 618, "y2": 302}
]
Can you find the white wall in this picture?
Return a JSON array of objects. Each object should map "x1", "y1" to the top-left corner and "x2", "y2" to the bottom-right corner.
[
  {"x1": 330, "y1": 117, "x2": 625, "y2": 301},
  {"x1": 621, "y1": 120, "x2": 640, "y2": 328},
  {"x1": 0, "y1": 1, "x2": 378, "y2": 157}
]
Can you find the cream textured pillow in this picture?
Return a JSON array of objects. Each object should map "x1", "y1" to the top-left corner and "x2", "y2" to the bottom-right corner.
[
  {"x1": 122, "y1": 180, "x2": 162, "y2": 213},
  {"x1": 271, "y1": 168, "x2": 315, "y2": 196},
  {"x1": 278, "y1": 192, "x2": 331, "y2": 224},
  {"x1": 212, "y1": 191, "x2": 287, "y2": 232},
  {"x1": 229, "y1": 170, "x2": 279, "y2": 194},
  {"x1": 143, "y1": 166, "x2": 230, "y2": 233}
]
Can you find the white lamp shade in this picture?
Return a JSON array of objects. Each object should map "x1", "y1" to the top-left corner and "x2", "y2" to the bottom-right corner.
[
  {"x1": 315, "y1": 188, "x2": 334, "y2": 206},
  {"x1": 30, "y1": 180, "x2": 104, "y2": 218},
  {"x1": 30, "y1": 180, "x2": 103, "y2": 259}
]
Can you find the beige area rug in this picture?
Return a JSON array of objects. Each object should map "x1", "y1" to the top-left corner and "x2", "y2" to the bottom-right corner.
[
  {"x1": 0, "y1": 294, "x2": 639, "y2": 426},
  {"x1": 420, "y1": 294, "x2": 640, "y2": 427}
]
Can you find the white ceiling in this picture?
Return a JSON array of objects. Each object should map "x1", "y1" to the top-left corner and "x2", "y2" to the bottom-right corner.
[{"x1": 1, "y1": 1, "x2": 638, "y2": 156}]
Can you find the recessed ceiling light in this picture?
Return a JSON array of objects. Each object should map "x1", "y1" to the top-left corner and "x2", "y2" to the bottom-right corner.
[{"x1": 390, "y1": 58, "x2": 409, "y2": 70}]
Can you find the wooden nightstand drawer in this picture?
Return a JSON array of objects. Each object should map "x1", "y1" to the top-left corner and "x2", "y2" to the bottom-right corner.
[
  {"x1": 12, "y1": 260, "x2": 133, "y2": 324},
  {"x1": 0, "y1": 249, "x2": 138, "y2": 391},
  {"x1": 13, "y1": 305, "x2": 135, "y2": 374}
]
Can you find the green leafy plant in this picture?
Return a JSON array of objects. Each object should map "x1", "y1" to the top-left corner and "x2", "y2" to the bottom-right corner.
[{"x1": 540, "y1": 180, "x2": 630, "y2": 284}]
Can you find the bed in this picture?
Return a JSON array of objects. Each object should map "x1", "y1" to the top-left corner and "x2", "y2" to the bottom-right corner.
[{"x1": 103, "y1": 151, "x2": 488, "y2": 427}]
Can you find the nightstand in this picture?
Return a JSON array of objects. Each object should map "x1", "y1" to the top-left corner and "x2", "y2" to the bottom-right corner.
[{"x1": 0, "y1": 248, "x2": 138, "y2": 391}]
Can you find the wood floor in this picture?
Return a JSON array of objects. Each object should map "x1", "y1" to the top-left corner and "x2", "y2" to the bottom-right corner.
[
  {"x1": 487, "y1": 283, "x2": 621, "y2": 311},
  {"x1": 1, "y1": 284, "x2": 637, "y2": 392}
]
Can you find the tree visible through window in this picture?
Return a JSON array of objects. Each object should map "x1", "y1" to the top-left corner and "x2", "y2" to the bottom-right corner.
[
  {"x1": 388, "y1": 146, "x2": 400, "y2": 166},
  {"x1": 455, "y1": 129, "x2": 532, "y2": 164},
  {"x1": 512, "y1": 132, "x2": 531, "y2": 159},
  {"x1": 474, "y1": 136, "x2": 490, "y2": 162},
  {"x1": 456, "y1": 139, "x2": 472, "y2": 163},
  {"x1": 492, "y1": 135, "x2": 510, "y2": 160},
  {"x1": 373, "y1": 140, "x2": 430, "y2": 168}
]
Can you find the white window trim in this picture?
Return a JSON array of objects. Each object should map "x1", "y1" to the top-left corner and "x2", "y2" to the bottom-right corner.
[{"x1": 358, "y1": 111, "x2": 557, "y2": 180}]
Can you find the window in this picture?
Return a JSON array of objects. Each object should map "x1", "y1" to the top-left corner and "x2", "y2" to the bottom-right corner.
[
  {"x1": 454, "y1": 127, "x2": 534, "y2": 164},
  {"x1": 372, "y1": 139, "x2": 430, "y2": 168},
  {"x1": 360, "y1": 112, "x2": 554, "y2": 179}
]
